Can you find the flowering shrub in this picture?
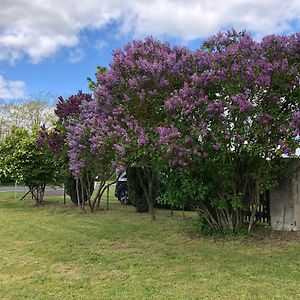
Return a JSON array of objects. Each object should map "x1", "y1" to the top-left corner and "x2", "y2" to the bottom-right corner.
[
  {"x1": 160, "y1": 31, "x2": 300, "y2": 232},
  {"x1": 89, "y1": 32, "x2": 299, "y2": 229},
  {"x1": 67, "y1": 97, "x2": 116, "y2": 211},
  {"x1": 38, "y1": 32, "x2": 299, "y2": 229},
  {"x1": 37, "y1": 91, "x2": 96, "y2": 207},
  {"x1": 93, "y1": 37, "x2": 197, "y2": 219}
]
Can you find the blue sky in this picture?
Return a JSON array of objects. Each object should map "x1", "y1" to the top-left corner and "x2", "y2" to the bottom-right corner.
[{"x1": 1, "y1": 0, "x2": 300, "y2": 105}]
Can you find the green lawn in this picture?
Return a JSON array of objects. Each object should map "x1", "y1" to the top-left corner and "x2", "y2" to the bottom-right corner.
[{"x1": 0, "y1": 192, "x2": 299, "y2": 300}]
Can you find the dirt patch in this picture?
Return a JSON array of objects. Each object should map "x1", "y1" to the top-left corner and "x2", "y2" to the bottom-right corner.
[
  {"x1": 244, "y1": 229, "x2": 300, "y2": 245},
  {"x1": 50, "y1": 263, "x2": 79, "y2": 279},
  {"x1": 186, "y1": 226, "x2": 300, "y2": 246}
]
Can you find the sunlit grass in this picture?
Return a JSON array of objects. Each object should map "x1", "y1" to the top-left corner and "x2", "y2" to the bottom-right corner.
[{"x1": 0, "y1": 191, "x2": 299, "y2": 299}]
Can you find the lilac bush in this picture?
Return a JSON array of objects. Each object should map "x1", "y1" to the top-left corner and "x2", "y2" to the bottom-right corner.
[
  {"x1": 160, "y1": 31, "x2": 300, "y2": 232},
  {"x1": 94, "y1": 37, "x2": 197, "y2": 219},
  {"x1": 67, "y1": 97, "x2": 116, "y2": 211},
  {"x1": 39, "y1": 32, "x2": 299, "y2": 230},
  {"x1": 37, "y1": 91, "x2": 96, "y2": 207},
  {"x1": 89, "y1": 32, "x2": 299, "y2": 230}
]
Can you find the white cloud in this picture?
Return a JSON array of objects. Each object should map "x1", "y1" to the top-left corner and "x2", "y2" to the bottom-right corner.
[
  {"x1": 68, "y1": 48, "x2": 85, "y2": 64},
  {"x1": 0, "y1": 0, "x2": 300, "y2": 63},
  {"x1": 94, "y1": 40, "x2": 108, "y2": 51},
  {"x1": 0, "y1": 75, "x2": 26, "y2": 100},
  {"x1": 128, "y1": 0, "x2": 300, "y2": 40}
]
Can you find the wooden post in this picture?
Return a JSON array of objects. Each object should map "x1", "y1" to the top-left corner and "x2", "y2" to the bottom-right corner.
[
  {"x1": 14, "y1": 181, "x2": 17, "y2": 200},
  {"x1": 63, "y1": 184, "x2": 66, "y2": 205},
  {"x1": 20, "y1": 189, "x2": 31, "y2": 201},
  {"x1": 106, "y1": 185, "x2": 109, "y2": 210}
]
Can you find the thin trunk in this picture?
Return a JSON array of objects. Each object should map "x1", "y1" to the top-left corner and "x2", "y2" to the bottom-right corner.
[
  {"x1": 147, "y1": 170, "x2": 155, "y2": 220},
  {"x1": 197, "y1": 205, "x2": 220, "y2": 231},
  {"x1": 235, "y1": 209, "x2": 241, "y2": 231},
  {"x1": 36, "y1": 187, "x2": 40, "y2": 204},
  {"x1": 224, "y1": 206, "x2": 233, "y2": 231},
  {"x1": 93, "y1": 181, "x2": 105, "y2": 211},
  {"x1": 136, "y1": 168, "x2": 155, "y2": 220},
  {"x1": 30, "y1": 187, "x2": 38, "y2": 203},
  {"x1": 93, "y1": 168, "x2": 116, "y2": 212},
  {"x1": 76, "y1": 179, "x2": 80, "y2": 207},
  {"x1": 40, "y1": 183, "x2": 45, "y2": 203},
  {"x1": 106, "y1": 185, "x2": 109, "y2": 210},
  {"x1": 96, "y1": 182, "x2": 105, "y2": 210},
  {"x1": 248, "y1": 182, "x2": 260, "y2": 232},
  {"x1": 81, "y1": 178, "x2": 86, "y2": 211},
  {"x1": 217, "y1": 210, "x2": 226, "y2": 232},
  {"x1": 85, "y1": 172, "x2": 94, "y2": 210}
]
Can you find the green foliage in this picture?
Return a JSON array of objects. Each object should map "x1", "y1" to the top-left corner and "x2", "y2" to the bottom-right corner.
[
  {"x1": 194, "y1": 214, "x2": 248, "y2": 237},
  {"x1": 194, "y1": 215, "x2": 218, "y2": 236},
  {"x1": 87, "y1": 65, "x2": 107, "y2": 90},
  {"x1": 160, "y1": 155, "x2": 293, "y2": 235},
  {"x1": 157, "y1": 169, "x2": 208, "y2": 210},
  {"x1": 0, "y1": 126, "x2": 59, "y2": 202}
]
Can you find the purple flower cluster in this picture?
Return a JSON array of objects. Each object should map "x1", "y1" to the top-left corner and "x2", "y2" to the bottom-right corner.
[
  {"x1": 55, "y1": 91, "x2": 93, "y2": 122},
  {"x1": 67, "y1": 123, "x2": 86, "y2": 178},
  {"x1": 256, "y1": 113, "x2": 273, "y2": 124},
  {"x1": 279, "y1": 139, "x2": 291, "y2": 155},
  {"x1": 290, "y1": 112, "x2": 300, "y2": 137},
  {"x1": 62, "y1": 31, "x2": 300, "y2": 178},
  {"x1": 231, "y1": 93, "x2": 253, "y2": 112},
  {"x1": 54, "y1": 91, "x2": 95, "y2": 178},
  {"x1": 36, "y1": 125, "x2": 65, "y2": 155},
  {"x1": 206, "y1": 101, "x2": 226, "y2": 116},
  {"x1": 157, "y1": 126, "x2": 181, "y2": 144}
]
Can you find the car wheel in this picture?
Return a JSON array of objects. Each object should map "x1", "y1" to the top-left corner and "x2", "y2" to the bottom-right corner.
[{"x1": 118, "y1": 187, "x2": 130, "y2": 205}]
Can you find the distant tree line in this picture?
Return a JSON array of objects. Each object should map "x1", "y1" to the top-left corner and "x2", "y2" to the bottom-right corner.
[{"x1": 0, "y1": 99, "x2": 55, "y2": 139}]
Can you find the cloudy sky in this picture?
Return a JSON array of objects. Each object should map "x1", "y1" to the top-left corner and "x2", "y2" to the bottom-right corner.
[{"x1": 0, "y1": 0, "x2": 300, "y2": 104}]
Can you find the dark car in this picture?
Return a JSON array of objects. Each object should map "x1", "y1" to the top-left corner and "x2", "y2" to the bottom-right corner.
[
  {"x1": 115, "y1": 172, "x2": 130, "y2": 204},
  {"x1": 115, "y1": 171, "x2": 193, "y2": 210}
]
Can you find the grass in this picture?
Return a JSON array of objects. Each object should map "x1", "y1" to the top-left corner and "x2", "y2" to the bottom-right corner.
[{"x1": 0, "y1": 191, "x2": 299, "y2": 299}]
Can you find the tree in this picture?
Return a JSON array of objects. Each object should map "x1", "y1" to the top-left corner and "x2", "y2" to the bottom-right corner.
[
  {"x1": 0, "y1": 99, "x2": 55, "y2": 139},
  {"x1": 158, "y1": 31, "x2": 300, "y2": 233},
  {"x1": 87, "y1": 65, "x2": 107, "y2": 91},
  {"x1": 89, "y1": 32, "x2": 299, "y2": 231},
  {"x1": 0, "y1": 126, "x2": 59, "y2": 203},
  {"x1": 37, "y1": 91, "x2": 96, "y2": 207},
  {"x1": 66, "y1": 94, "x2": 116, "y2": 212},
  {"x1": 93, "y1": 37, "x2": 196, "y2": 219},
  {"x1": 127, "y1": 167, "x2": 149, "y2": 213},
  {"x1": 38, "y1": 91, "x2": 116, "y2": 211}
]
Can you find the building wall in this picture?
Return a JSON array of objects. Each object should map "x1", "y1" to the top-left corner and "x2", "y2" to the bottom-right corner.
[{"x1": 270, "y1": 159, "x2": 300, "y2": 231}]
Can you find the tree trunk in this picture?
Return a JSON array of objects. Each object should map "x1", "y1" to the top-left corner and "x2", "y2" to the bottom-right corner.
[
  {"x1": 127, "y1": 167, "x2": 148, "y2": 213},
  {"x1": 88, "y1": 168, "x2": 116, "y2": 212},
  {"x1": 29, "y1": 184, "x2": 45, "y2": 205},
  {"x1": 75, "y1": 179, "x2": 80, "y2": 207},
  {"x1": 248, "y1": 182, "x2": 260, "y2": 232},
  {"x1": 136, "y1": 168, "x2": 155, "y2": 220}
]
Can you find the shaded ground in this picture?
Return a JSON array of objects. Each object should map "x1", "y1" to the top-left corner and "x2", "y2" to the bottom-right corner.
[
  {"x1": 244, "y1": 229, "x2": 300, "y2": 245},
  {"x1": 188, "y1": 225, "x2": 300, "y2": 246}
]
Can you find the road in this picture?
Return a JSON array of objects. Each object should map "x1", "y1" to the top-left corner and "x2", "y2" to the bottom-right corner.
[{"x1": 0, "y1": 185, "x2": 64, "y2": 196}]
